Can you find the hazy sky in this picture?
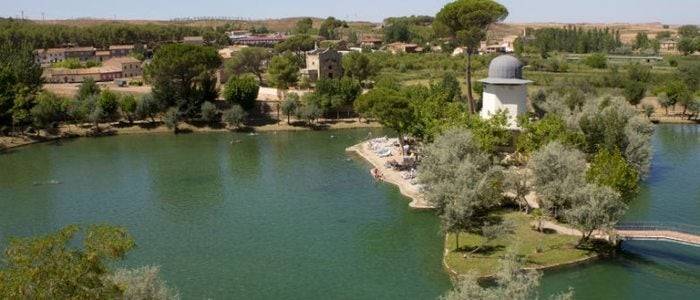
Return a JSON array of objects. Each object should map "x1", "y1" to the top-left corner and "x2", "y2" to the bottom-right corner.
[{"x1": 1, "y1": 0, "x2": 698, "y2": 24}]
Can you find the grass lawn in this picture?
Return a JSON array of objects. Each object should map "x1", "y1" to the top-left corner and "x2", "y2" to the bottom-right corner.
[{"x1": 444, "y1": 211, "x2": 598, "y2": 277}]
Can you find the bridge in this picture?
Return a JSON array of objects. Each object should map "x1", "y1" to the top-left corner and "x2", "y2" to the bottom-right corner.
[{"x1": 614, "y1": 222, "x2": 700, "y2": 247}]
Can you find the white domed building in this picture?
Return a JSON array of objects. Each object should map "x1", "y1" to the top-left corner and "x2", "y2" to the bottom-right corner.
[{"x1": 478, "y1": 55, "x2": 532, "y2": 129}]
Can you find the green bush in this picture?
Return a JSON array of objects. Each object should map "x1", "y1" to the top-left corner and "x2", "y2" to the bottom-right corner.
[
  {"x1": 200, "y1": 101, "x2": 219, "y2": 124},
  {"x1": 583, "y1": 53, "x2": 607, "y2": 69},
  {"x1": 587, "y1": 148, "x2": 640, "y2": 199},
  {"x1": 223, "y1": 105, "x2": 247, "y2": 128},
  {"x1": 223, "y1": 75, "x2": 259, "y2": 111}
]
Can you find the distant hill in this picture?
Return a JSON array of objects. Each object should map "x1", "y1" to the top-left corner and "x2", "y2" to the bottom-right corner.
[{"x1": 33, "y1": 18, "x2": 682, "y2": 43}]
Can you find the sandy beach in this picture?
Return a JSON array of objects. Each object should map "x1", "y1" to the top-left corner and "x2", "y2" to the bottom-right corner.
[{"x1": 346, "y1": 139, "x2": 434, "y2": 210}]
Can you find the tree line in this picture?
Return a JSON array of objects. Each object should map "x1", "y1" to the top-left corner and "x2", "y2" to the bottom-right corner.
[
  {"x1": 0, "y1": 18, "x2": 230, "y2": 49},
  {"x1": 518, "y1": 26, "x2": 623, "y2": 55}
]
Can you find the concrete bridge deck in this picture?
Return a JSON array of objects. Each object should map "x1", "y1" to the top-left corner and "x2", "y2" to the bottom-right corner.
[{"x1": 615, "y1": 223, "x2": 700, "y2": 247}]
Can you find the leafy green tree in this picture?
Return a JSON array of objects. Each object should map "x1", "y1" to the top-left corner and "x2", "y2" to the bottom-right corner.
[
  {"x1": 0, "y1": 41, "x2": 43, "y2": 129},
  {"x1": 383, "y1": 20, "x2": 412, "y2": 43},
  {"x1": 135, "y1": 93, "x2": 161, "y2": 123},
  {"x1": 294, "y1": 17, "x2": 314, "y2": 34},
  {"x1": 434, "y1": 0, "x2": 509, "y2": 113},
  {"x1": 268, "y1": 53, "x2": 300, "y2": 90},
  {"x1": 687, "y1": 97, "x2": 700, "y2": 120},
  {"x1": 348, "y1": 31, "x2": 359, "y2": 45},
  {"x1": 318, "y1": 17, "x2": 346, "y2": 40},
  {"x1": 354, "y1": 87, "x2": 415, "y2": 145},
  {"x1": 281, "y1": 93, "x2": 300, "y2": 124},
  {"x1": 64, "y1": 97, "x2": 88, "y2": 129},
  {"x1": 528, "y1": 142, "x2": 587, "y2": 219},
  {"x1": 516, "y1": 114, "x2": 584, "y2": 154},
  {"x1": 0, "y1": 225, "x2": 135, "y2": 299},
  {"x1": 623, "y1": 80, "x2": 646, "y2": 107},
  {"x1": 225, "y1": 47, "x2": 271, "y2": 84},
  {"x1": 30, "y1": 91, "x2": 65, "y2": 131},
  {"x1": 657, "y1": 92, "x2": 672, "y2": 115},
  {"x1": 431, "y1": 72, "x2": 463, "y2": 102},
  {"x1": 521, "y1": 26, "x2": 621, "y2": 55},
  {"x1": 274, "y1": 34, "x2": 317, "y2": 53},
  {"x1": 341, "y1": 51, "x2": 377, "y2": 84},
  {"x1": 313, "y1": 78, "x2": 361, "y2": 116},
  {"x1": 223, "y1": 105, "x2": 247, "y2": 129},
  {"x1": 633, "y1": 32, "x2": 651, "y2": 50},
  {"x1": 678, "y1": 62, "x2": 700, "y2": 93},
  {"x1": 200, "y1": 101, "x2": 219, "y2": 124},
  {"x1": 223, "y1": 75, "x2": 260, "y2": 111},
  {"x1": 146, "y1": 44, "x2": 221, "y2": 118},
  {"x1": 531, "y1": 208, "x2": 547, "y2": 233},
  {"x1": 565, "y1": 184, "x2": 626, "y2": 244},
  {"x1": 296, "y1": 93, "x2": 324, "y2": 124},
  {"x1": 77, "y1": 77, "x2": 102, "y2": 100},
  {"x1": 625, "y1": 63, "x2": 652, "y2": 83},
  {"x1": 678, "y1": 37, "x2": 697, "y2": 55},
  {"x1": 504, "y1": 169, "x2": 531, "y2": 213},
  {"x1": 470, "y1": 221, "x2": 515, "y2": 255},
  {"x1": 587, "y1": 148, "x2": 640, "y2": 199},
  {"x1": 418, "y1": 129, "x2": 500, "y2": 214},
  {"x1": 162, "y1": 107, "x2": 180, "y2": 133},
  {"x1": 578, "y1": 97, "x2": 654, "y2": 176},
  {"x1": 120, "y1": 94, "x2": 138, "y2": 124},
  {"x1": 98, "y1": 89, "x2": 121, "y2": 121},
  {"x1": 584, "y1": 53, "x2": 607, "y2": 69}
]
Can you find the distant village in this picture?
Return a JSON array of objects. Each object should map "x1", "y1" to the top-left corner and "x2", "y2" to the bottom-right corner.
[
  {"x1": 32, "y1": 29, "x2": 533, "y2": 86},
  {"x1": 36, "y1": 23, "x2": 688, "y2": 89}
]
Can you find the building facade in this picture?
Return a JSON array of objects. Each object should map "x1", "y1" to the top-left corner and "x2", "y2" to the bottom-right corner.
[
  {"x1": 43, "y1": 57, "x2": 142, "y2": 84},
  {"x1": 301, "y1": 48, "x2": 343, "y2": 82},
  {"x1": 35, "y1": 48, "x2": 66, "y2": 65},
  {"x1": 109, "y1": 45, "x2": 135, "y2": 57},
  {"x1": 386, "y1": 42, "x2": 418, "y2": 54},
  {"x1": 64, "y1": 47, "x2": 97, "y2": 61}
]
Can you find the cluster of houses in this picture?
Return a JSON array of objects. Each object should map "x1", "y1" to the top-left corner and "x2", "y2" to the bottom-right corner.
[
  {"x1": 36, "y1": 45, "x2": 144, "y2": 84},
  {"x1": 35, "y1": 26, "x2": 526, "y2": 86}
]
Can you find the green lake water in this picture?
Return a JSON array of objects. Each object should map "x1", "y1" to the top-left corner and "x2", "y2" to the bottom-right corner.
[{"x1": 1, "y1": 125, "x2": 699, "y2": 299}]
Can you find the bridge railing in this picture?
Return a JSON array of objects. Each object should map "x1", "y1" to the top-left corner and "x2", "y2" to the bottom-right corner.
[{"x1": 615, "y1": 222, "x2": 700, "y2": 236}]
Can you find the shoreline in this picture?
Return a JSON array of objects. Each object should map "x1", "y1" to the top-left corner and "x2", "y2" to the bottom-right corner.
[
  {"x1": 0, "y1": 119, "x2": 382, "y2": 150},
  {"x1": 441, "y1": 235, "x2": 600, "y2": 281},
  {"x1": 346, "y1": 141, "x2": 435, "y2": 210}
]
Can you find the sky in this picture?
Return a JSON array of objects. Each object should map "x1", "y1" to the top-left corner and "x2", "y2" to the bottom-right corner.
[{"x1": 1, "y1": 0, "x2": 698, "y2": 24}]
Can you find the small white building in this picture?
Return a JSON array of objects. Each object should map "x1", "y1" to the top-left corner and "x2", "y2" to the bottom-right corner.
[{"x1": 479, "y1": 55, "x2": 531, "y2": 129}]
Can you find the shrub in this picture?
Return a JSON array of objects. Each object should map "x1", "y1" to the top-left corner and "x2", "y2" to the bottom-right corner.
[
  {"x1": 163, "y1": 108, "x2": 179, "y2": 133},
  {"x1": 98, "y1": 90, "x2": 120, "y2": 121},
  {"x1": 135, "y1": 94, "x2": 161, "y2": 122},
  {"x1": 223, "y1": 105, "x2": 247, "y2": 128},
  {"x1": 200, "y1": 101, "x2": 219, "y2": 124},
  {"x1": 120, "y1": 94, "x2": 137, "y2": 123},
  {"x1": 223, "y1": 75, "x2": 259, "y2": 111},
  {"x1": 583, "y1": 53, "x2": 607, "y2": 69},
  {"x1": 107, "y1": 266, "x2": 179, "y2": 300}
]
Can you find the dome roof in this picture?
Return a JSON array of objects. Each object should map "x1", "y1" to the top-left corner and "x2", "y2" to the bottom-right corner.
[
  {"x1": 488, "y1": 55, "x2": 523, "y2": 79},
  {"x1": 479, "y1": 55, "x2": 531, "y2": 85}
]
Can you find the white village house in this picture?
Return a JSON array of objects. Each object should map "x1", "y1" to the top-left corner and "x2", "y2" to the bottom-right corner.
[{"x1": 479, "y1": 55, "x2": 531, "y2": 129}]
